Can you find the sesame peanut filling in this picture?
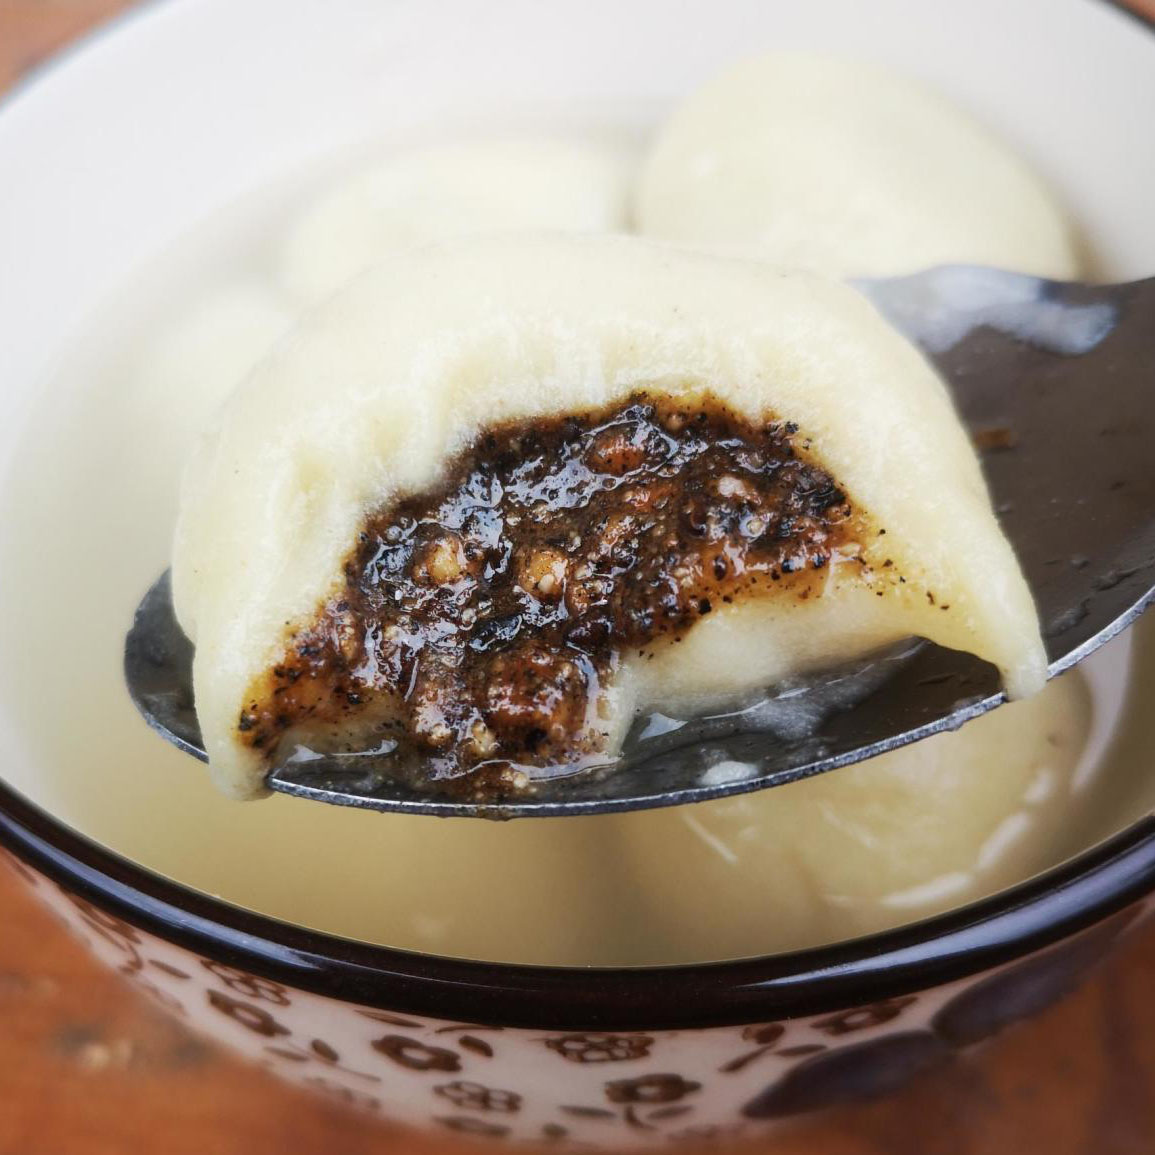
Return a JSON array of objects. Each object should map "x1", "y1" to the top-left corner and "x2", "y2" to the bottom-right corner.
[{"x1": 239, "y1": 392, "x2": 861, "y2": 791}]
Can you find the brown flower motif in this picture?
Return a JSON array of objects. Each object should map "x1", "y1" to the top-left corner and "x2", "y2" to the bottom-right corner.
[
  {"x1": 264, "y1": 1038, "x2": 380, "y2": 1084},
  {"x1": 720, "y1": 1023, "x2": 787, "y2": 1073},
  {"x1": 372, "y1": 1034, "x2": 461, "y2": 1072},
  {"x1": 436, "y1": 1116, "x2": 510, "y2": 1138},
  {"x1": 201, "y1": 960, "x2": 290, "y2": 1006},
  {"x1": 545, "y1": 1032, "x2": 654, "y2": 1063},
  {"x1": 148, "y1": 960, "x2": 192, "y2": 981},
  {"x1": 207, "y1": 989, "x2": 290, "y2": 1037},
  {"x1": 434, "y1": 1080, "x2": 521, "y2": 1113},
  {"x1": 605, "y1": 1074, "x2": 701, "y2": 1105},
  {"x1": 62, "y1": 893, "x2": 140, "y2": 952},
  {"x1": 812, "y1": 996, "x2": 918, "y2": 1036},
  {"x1": 116, "y1": 954, "x2": 145, "y2": 979},
  {"x1": 356, "y1": 1009, "x2": 426, "y2": 1028},
  {"x1": 741, "y1": 1023, "x2": 785, "y2": 1045}
]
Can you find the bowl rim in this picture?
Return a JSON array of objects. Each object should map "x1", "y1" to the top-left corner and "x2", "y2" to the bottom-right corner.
[
  {"x1": 1, "y1": 0, "x2": 1154, "y2": 1032},
  {"x1": 4, "y1": 777, "x2": 1155, "y2": 1030}
]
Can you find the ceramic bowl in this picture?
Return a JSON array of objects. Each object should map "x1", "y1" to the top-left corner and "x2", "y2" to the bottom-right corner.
[{"x1": 2, "y1": 0, "x2": 1154, "y2": 1146}]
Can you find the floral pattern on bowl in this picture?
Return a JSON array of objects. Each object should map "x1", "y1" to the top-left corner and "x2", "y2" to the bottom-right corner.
[{"x1": 3, "y1": 848, "x2": 1146, "y2": 1147}]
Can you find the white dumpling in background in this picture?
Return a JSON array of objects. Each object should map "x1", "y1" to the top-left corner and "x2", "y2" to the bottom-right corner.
[
  {"x1": 614, "y1": 668, "x2": 1091, "y2": 960},
  {"x1": 636, "y1": 53, "x2": 1081, "y2": 280},
  {"x1": 173, "y1": 234, "x2": 1044, "y2": 799},
  {"x1": 278, "y1": 137, "x2": 634, "y2": 304}
]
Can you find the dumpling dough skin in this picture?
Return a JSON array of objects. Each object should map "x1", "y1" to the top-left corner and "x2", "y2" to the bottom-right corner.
[
  {"x1": 636, "y1": 53, "x2": 1081, "y2": 280},
  {"x1": 279, "y1": 138, "x2": 633, "y2": 305},
  {"x1": 614, "y1": 668, "x2": 1091, "y2": 960},
  {"x1": 173, "y1": 234, "x2": 1045, "y2": 798}
]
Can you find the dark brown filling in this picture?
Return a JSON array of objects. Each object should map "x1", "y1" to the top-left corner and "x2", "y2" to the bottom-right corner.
[{"x1": 239, "y1": 391, "x2": 861, "y2": 788}]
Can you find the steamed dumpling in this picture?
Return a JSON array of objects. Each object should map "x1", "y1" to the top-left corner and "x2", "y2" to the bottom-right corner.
[
  {"x1": 614, "y1": 667, "x2": 1091, "y2": 958},
  {"x1": 279, "y1": 137, "x2": 634, "y2": 304},
  {"x1": 637, "y1": 53, "x2": 1081, "y2": 280},
  {"x1": 173, "y1": 234, "x2": 1044, "y2": 799}
]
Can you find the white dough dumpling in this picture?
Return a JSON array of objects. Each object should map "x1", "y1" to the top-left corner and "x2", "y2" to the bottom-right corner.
[
  {"x1": 637, "y1": 53, "x2": 1081, "y2": 280},
  {"x1": 614, "y1": 669, "x2": 1092, "y2": 960},
  {"x1": 173, "y1": 234, "x2": 1044, "y2": 799},
  {"x1": 279, "y1": 137, "x2": 634, "y2": 304}
]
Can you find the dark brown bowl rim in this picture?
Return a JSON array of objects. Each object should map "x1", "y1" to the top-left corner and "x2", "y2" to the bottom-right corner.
[
  {"x1": 4, "y1": 777, "x2": 1155, "y2": 1031},
  {"x1": 1, "y1": 0, "x2": 1154, "y2": 1033}
]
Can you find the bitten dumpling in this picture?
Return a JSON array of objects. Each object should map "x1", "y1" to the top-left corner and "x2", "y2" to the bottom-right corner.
[
  {"x1": 636, "y1": 53, "x2": 1081, "y2": 280},
  {"x1": 279, "y1": 137, "x2": 634, "y2": 304},
  {"x1": 173, "y1": 234, "x2": 1045, "y2": 799}
]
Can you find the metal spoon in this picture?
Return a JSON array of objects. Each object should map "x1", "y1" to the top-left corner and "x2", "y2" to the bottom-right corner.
[{"x1": 124, "y1": 267, "x2": 1155, "y2": 818}]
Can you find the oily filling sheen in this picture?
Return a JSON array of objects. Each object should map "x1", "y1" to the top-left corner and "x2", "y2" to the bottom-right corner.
[{"x1": 239, "y1": 392, "x2": 862, "y2": 790}]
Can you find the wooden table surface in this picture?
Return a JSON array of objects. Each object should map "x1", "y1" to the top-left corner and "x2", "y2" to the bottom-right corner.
[{"x1": 3, "y1": 2, "x2": 1155, "y2": 1152}]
